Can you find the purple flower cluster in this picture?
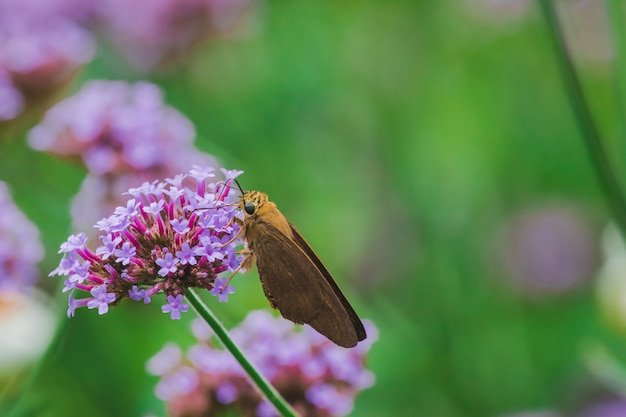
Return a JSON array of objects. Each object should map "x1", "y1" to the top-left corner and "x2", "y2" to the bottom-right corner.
[
  {"x1": 0, "y1": 0, "x2": 257, "y2": 122},
  {"x1": 0, "y1": 182, "x2": 44, "y2": 290},
  {"x1": 27, "y1": 80, "x2": 217, "y2": 232},
  {"x1": 0, "y1": 0, "x2": 95, "y2": 121},
  {"x1": 95, "y1": 0, "x2": 255, "y2": 71},
  {"x1": 28, "y1": 80, "x2": 207, "y2": 174},
  {"x1": 148, "y1": 310, "x2": 377, "y2": 417},
  {"x1": 50, "y1": 167, "x2": 244, "y2": 319}
]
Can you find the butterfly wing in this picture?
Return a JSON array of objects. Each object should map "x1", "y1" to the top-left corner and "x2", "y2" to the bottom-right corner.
[
  {"x1": 288, "y1": 222, "x2": 367, "y2": 341},
  {"x1": 253, "y1": 221, "x2": 365, "y2": 347}
]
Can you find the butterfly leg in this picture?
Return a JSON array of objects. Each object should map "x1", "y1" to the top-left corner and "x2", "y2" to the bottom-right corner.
[
  {"x1": 218, "y1": 217, "x2": 245, "y2": 248},
  {"x1": 223, "y1": 242, "x2": 255, "y2": 286}
]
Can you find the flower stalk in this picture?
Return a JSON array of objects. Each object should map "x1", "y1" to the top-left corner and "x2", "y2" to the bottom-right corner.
[
  {"x1": 184, "y1": 288, "x2": 299, "y2": 417},
  {"x1": 537, "y1": 0, "x2": 626, "y2": 237}
]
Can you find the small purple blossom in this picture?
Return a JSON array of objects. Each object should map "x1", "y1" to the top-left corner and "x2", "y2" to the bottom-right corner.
[
  {"x1": 164, "y1": 186, "x2": 185, "y2": 200},
  {"x1": 211, "y1": 277, "x2": 235, "y2": 302},
  {"x1": 114, "y1": 241, "x2": 136, "y2": 266},
  {"x1": 87, "y1": 285, "x2": 116, "y2": 315},
  {"x1": 96, "y1": 234, "x2": 122, "y2": 259},
  {"x1": 115, "y1": 198, "x2": 141, "y2": 218},
  {"x1": 150, "y1": 310, "x2": 377, "y2": 417},
  {"x1": 176, "y1": 243, "x2": 197, "y2": 266},
  {"x1": 68, "y1": 261, "x2": 90, "y2": 284},
  {"x1": 129, "y1": 285, "x2": 151, "y2": 304},
  {"x1": 156, "y1": 252, "x2": 179, "y2": 276},
  {"x1": 162, "y1": 294, "x2": 188, "y2": 320},
  {"x1": 59, "y1": 232, "x2": 88, "y2": 253},
  {"x1": 195, "y1": 234, "x2": 225, "y2": 262},
  {"x1": 171, "y1": 218, "x2": 190, "y2": 234},
  {"x1": 143, "y1": 200, "x2": 165, "y2": 215},
  {"x1": 50, "y1": 168, "x2": 243, "y2": 318},
  {"x1": 67, "y1": 293, "x2": 89, "y2": 318}
]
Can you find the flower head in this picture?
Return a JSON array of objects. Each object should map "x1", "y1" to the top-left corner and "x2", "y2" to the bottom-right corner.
[
  {"x1": 28, "y1": 80, "x2": 202, "y2": 174},
  {"x1": 50, "y1": 167, "x2": 244, "y2": 319},
  {"x1": 95, "y1": 0, "x2": 255, "y2": 72},
  {"x1": 27, "y1": 80, "x2": 218, "y2": 234},
  {"x1": 150, "y1": 311, "x2": 378, "y2": 417},
  {"x1": 0, "y1": 3, "x2": 95, "y2": 121}
]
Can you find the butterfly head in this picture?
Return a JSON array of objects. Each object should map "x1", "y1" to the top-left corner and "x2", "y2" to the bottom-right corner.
[{"x1": 240, "y1": 191, "x2": 268, "y2": 216}]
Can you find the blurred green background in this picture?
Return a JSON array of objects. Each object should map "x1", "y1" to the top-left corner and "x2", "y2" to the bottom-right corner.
[{"x1": 2, "y1": 0, "x2": 626, "y2": 416}]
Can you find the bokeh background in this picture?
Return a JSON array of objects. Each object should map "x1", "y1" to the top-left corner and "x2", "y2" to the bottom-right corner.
[{"x1": 2, "y1": 0, "x2": 626, "y2": 416}]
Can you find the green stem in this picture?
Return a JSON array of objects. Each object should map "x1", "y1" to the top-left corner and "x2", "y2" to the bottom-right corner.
[
  {"x1": 537, "y1": 0, "x2": 626, "y2": 236},
  {"x1": 184, "y1": 288, "x2": 299, "y2": 417},
  {"x1": 606, "y1": 0, "x2": 626, "y2": 166}
]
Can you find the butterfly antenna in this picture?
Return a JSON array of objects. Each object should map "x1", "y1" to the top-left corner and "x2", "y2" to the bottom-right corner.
[{"x1": 234, "y1": 179, "x2": 245, "y2": 196}]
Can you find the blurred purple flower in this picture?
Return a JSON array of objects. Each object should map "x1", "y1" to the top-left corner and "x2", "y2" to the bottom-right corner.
[
  {"x1": 150, "y1": 310, "x2": 377, "y2": 417},
  {"x1": 576, "y1": 397, "x2": 626, "y2": 417},
  {"x1": 0, "y1": 3, "x2": 95, "y2": 121},
  {"x1": 147, "y1": 343, "x2": 182, "y2": 376},
  {"x1": 27, "y1": 80, "x2": 218, "y2": 233},
  {"x1": 94, "y1": 0, "x2": 256, "y2": 72},
  {"x1": 0, "y1": 69, "x2": 24, "y2": 121},
  {"x1": 497, "y1": 203, "x2": 599, "y2": 296},
  {"x1": 28, "y1": 80, "x2": 197, "y2": 173},
  {"x1": 0, "y1": 19, "x2": 94, "y2": 77},
  {"x1": 0, "y1": 181, "x2": 44, "y2": 291},
  {"x1": 0, "y1": 0, "x2": 95, "y2": 23},
  {"x1": 50, "y1": 167, "x2": 244, "y2": 319}
]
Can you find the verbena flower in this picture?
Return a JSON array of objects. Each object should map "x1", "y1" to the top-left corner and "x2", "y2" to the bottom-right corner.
[
  {"x1": 95, "y1": 0, "x2": 255, "y2": 72},
  {"x1": 148, "y1": 310, "x2": 378, "y2": 417},
  {"x1": 27, "y1": 80, "x2": 217, "y2": 232},
  {"x1": 0, "y1": 181, "x2": 44, "y2": 290},
  {"x1": 0, "y1": 5, "x2": 95, "y2": 122},
  {"x1": 0, "y1": 0, "x2": 94, "y2": 24},
  {"x1": 50, "y1": 167, "x2": 243, "y2": 319},
  {"x1": 28, "y1": 80, "x2": 202, "y2": 174}
]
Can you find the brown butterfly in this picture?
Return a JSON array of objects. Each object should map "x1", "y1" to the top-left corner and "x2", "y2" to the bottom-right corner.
[{"x1": 232, "y1": 184, "x2": 366, "y2": 348}]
